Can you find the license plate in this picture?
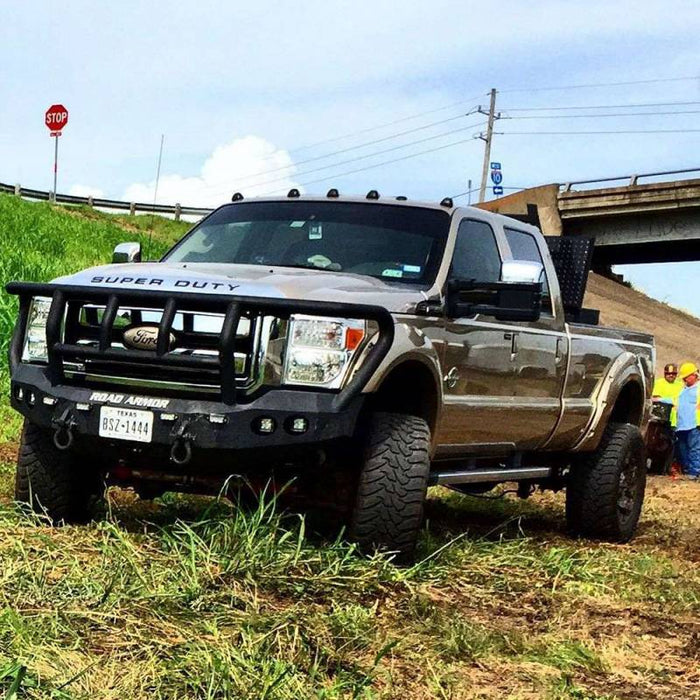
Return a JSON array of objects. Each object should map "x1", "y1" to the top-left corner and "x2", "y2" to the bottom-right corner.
[{"x1": 99, "y1": 406, "x2": 154, "y2": 443}]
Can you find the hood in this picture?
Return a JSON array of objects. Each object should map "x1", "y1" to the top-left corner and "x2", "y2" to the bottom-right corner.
[{"x1": 53, "y1": 262, "x2": 427, "y2": 314}]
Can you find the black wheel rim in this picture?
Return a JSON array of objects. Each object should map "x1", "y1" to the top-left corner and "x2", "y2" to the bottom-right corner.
[{"x1": 617, "y1": 449, "x2": 643, "y2": 525}]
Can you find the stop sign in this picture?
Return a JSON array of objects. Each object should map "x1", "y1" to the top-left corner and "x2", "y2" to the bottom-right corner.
[{"x1": 45, "y1": 104, "x2": 69, "y2": 133}]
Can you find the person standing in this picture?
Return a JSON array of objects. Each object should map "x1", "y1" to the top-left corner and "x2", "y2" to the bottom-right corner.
[
  {"x1": 676, "y1": 362, "x2": 700, "y2": 480},
  {"x1": 653, "y1": 363, "x2": 682, "y2": 426}
]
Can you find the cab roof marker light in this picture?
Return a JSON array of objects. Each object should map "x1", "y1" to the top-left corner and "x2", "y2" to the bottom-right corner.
[
  {"x1": 366, "y1": 190, "x2": 380, "y2": 200},
  {"x1": 231, "y1": 192, "x2": 244, "y2": 202},
  {"x1": 326, "y1": 188, "x2": 339, "y2": 198},
  {"x1": 440, "y1": 197, "x2": 454, "y2": 208},
  {"x1": 287, "y1": 188, "x2": 301, "y2": 198},
  {"x1": 396, "y1": 195, "x2": 408, "y2": 201}
]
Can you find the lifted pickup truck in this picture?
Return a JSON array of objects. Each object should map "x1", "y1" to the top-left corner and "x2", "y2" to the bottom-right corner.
[{"x1": 7, "y1": 192, "x2": 654, "y2": 560}]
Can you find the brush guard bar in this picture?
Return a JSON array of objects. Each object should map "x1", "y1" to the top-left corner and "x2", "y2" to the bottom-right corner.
[{"x1": 6, "y1": 282, "x2": 395, "y2": 409}]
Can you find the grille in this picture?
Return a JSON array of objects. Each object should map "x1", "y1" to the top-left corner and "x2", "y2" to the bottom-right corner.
[{"x1": 61, "y1": 303, "x2": 263, "y2": 397}]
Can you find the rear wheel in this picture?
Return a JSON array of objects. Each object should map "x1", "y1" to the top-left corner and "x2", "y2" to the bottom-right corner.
[
  {"x1": 349, "y1": 413, "x2": 430, "y2": 562},
  {"x1": 566, "y1": 422, "x2": 646, "y2": 542},
  {"x1": 15, "y1": 420, "x2": 102, "y2": 523}
]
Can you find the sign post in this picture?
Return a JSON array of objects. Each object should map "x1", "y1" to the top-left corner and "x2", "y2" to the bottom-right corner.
[
  {"x1": 44, "y1": 104, "x2": 69, "y2": 201},
  {"x1": 490, "y1": 161, "x2": 503, "y2": 197}
]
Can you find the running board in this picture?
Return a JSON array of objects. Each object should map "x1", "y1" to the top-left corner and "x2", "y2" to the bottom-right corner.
[{"x1": 429, "y1": 466, "x2": 554, "y2": 486}]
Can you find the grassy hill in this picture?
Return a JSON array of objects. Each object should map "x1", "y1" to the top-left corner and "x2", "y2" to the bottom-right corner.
[
  {"x1": 585, "y1": 272, "x2": 700, "y2": 370},
  {"x1": 0, "y1": 194, "x2": 697, "y2": 699}
]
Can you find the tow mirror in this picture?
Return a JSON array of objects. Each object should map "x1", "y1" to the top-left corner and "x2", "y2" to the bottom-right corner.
[
  {"x1": 447, "y1": 259, "x2": 543, "y2": 322},
  {"x1": 112, "y1": 242, "x2": 142, "y2": 264},
  {"x1": 501, "y1": 260, "x2": 544, "y2": 284}
]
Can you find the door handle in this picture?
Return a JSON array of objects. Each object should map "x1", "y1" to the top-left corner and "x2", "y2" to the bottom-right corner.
[
  {"x1": 507, "y1": 332, "x2": 519, "y2": 361},
  {"x1": 555, "y1": 337, "x2": 564, "y2": 364}
]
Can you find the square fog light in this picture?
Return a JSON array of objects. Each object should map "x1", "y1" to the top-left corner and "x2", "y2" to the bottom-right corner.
[
  {"x1": 254, "y1": 417, "x2": 276, "y2": 434},
  {"x1": 286, "y1": 417, "x2": 308, "y2": 434}
]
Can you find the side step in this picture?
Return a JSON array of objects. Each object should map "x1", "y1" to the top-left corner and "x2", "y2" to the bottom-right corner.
[{"x1": 429, "y1": 466, "x2": 554, "y2": 486}]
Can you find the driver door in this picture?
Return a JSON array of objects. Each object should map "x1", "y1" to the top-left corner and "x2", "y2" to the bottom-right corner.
[{"x1": 436, "y1": 218, "x2": 517, "y2": 450}]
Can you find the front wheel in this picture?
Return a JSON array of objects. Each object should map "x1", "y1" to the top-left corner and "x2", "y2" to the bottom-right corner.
[
  {"x1": 349, "y1": 413, "x2": 431, "y2": 562},
  {"x1": 566, "y1": 422, "x2": 646, "y2": 542},
  {"x1": 15, "y1": 420, "x2": 102, "y2": 523}
]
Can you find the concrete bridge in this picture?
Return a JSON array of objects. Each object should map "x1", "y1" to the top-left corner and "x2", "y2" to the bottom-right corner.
[{"x1": 478, "y1": 168, "x2": 700, "y2": 269}]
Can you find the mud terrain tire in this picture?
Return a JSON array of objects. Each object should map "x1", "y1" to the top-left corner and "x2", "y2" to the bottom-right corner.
[
  {"x1": 15, "y1": 420, "x2": 101, "y2": 523},
  {"x1": 349, "y1": 413, "x2": 430, "y2": 562},
  {"x1": 566, "y1": 422, "x2": 646, "y2": 542}
]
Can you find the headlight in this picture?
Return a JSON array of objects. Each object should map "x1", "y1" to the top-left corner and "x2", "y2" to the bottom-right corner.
[
  {"x1": 284, "y1": 316, "x2": 366, "y2": 388},
  {"x1": 21, "y1": 297, "x2": 52, "y2": 363}
]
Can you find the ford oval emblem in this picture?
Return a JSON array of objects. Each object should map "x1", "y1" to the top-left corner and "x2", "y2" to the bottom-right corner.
[{"x1": 123, "y1": 325, "x2": 174, "y2": 352}]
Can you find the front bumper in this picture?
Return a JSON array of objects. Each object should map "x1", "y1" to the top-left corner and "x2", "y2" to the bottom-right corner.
[{"x1": 11, "y1": 363, "x2": 365, "y2": 452}]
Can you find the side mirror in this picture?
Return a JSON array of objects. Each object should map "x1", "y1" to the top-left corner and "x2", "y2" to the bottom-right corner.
[
  {"x1": 501, "y1": 260, "x2": 544, "y2": 284},
  {"x1": 112, "y1": 242, "x2": 142, "y2": 264},
  {"x1": 447, "y1": 260, "x2": 543, "y2": 322}
]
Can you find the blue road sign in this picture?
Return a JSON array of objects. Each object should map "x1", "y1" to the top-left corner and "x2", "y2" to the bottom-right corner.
[
  {"x1": 490, "y1": 162, "x2": 501, "y2": 169},
  {"x1": 490, "y1": 170, "x2": 503, "y2": 185},
  {"x1": 492, "y1": 186, "x2": 504, "y2": 196}
]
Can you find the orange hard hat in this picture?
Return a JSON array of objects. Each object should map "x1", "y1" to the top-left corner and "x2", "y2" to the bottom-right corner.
[{"x1": 679, "y1": 362, "x2": 698, "y2": 380}]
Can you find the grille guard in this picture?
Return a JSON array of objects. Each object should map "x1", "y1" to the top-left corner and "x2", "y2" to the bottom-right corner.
[{"x1": 7, "y1": 282, "x2": 395, "y2": 409}]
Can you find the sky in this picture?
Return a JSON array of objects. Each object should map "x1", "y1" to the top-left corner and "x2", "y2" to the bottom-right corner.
[{"x1": 1, "y1": 1, "x2": 699, "y2": 313}]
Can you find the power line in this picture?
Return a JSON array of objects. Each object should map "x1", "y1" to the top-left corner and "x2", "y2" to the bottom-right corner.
[
  {"x1": 502, "y1": 100, "x2": 700, "y2": 112},
  {"x1": 285, "y1": 92, "x2": 488, "y2": 155},
  {"x1": 263, "y1": 135, "x2": 483, "y2": 194},
  {"x1": 211, "y1": 119, "x2": 487, "y2": 194},
  {"x1": 498, "y1": 129, "x2": 700, "y2": 135},
  {"x1": 205, "y1": 108, "x2": 481, "y2": 196},
  {"x1": 498, "y1": 75, "x2": 699, "y2": 93},
  {"x1": 502, "y1": 109, "x2": 700, "y2": 120},
  {"x1": 452, "y1": 186, "x2": 526, "y2": 199}
]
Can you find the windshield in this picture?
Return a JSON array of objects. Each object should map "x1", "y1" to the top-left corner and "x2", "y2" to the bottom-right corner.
[{"x1": 164, "y1": 201, "x2": 450, "y2": 286}]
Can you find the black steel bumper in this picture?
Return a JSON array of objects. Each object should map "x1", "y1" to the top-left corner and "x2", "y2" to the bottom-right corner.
[
  {"x1": 6, "y1": 281, "x2": 395, "y2": 453},
  {"x1": 11, "y1": 363, "x2": 365, "y2": 451}
]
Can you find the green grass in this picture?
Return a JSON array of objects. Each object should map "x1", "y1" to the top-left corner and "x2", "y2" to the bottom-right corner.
[
  {"x1": 0, "y1": 483, "x2": 696, "y2": 699},
  {"x1": 0, "y1": 193, "x2": 189, "y2": 373}
]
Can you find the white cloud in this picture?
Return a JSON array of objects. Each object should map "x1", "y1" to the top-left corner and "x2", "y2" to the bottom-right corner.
[
  {"x1": 122, "y1": 136, "x2": 300, "y2": 208},
  {"x1": 69, "y1": 184, "x2": 105, "y2": 198}
]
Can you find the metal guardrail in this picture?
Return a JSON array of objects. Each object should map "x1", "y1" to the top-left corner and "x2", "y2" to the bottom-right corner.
[
  {"x1": 0, "y1": 181, "x2": 214, "y2": 220},
  {"x1": 561, "y1": 167, "x2": 700, "y2": 192}
]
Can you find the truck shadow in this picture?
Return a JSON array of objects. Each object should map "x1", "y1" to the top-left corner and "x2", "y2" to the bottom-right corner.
[{"x1": 102, "y1": 483, "x2": 572, "y2": 556}]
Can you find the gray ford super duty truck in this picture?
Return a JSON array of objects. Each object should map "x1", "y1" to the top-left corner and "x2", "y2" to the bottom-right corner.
[{"x1": 7, "y1": 192, "x2": 654, "y2": 560}]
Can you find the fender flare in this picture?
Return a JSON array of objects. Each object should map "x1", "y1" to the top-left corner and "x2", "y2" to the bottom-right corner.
[{"x1": 573, "y1": 351, "x2": 649, "y2": 452}]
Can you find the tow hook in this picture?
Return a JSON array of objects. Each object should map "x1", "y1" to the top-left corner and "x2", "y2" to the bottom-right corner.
[
  {"x1": 52, "y1": 408, "x2": 76, "y2": 451},
  {"x1": 170, "y1": 420, "x2": 195, "y2": 465}
]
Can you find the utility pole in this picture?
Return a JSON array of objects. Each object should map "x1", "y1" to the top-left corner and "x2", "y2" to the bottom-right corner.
[{"x1": 478, "y1": 88, "x2": 498, "y2": 203}]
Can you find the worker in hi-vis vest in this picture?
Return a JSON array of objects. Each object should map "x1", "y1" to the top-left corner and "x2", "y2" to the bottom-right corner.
[
  {"x1": 653, "y1": 362, "x2": 682, "y2": 426},
  {"x1": 676, "y1": 362, "x2": 700, "y2": 479}
]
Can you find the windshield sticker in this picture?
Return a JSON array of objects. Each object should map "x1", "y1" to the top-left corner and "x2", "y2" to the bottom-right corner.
[
  {"x1": 308, "y1": 223, "x2": 323, "y2": 240},
  {"x1": 382, "y1": 269, "x2": 403, "y2": 278},
  {"x1": 289, "y1": 221, "x2": 306, "y2": 228},
  {"x1": 402, "y1": 264, "x2": 421, "y2": 274}
]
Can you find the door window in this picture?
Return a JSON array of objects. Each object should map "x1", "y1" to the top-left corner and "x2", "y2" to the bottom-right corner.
[
  {"x1": 452, "y1": 220, "x2": 501, "y2": 282},
  {"x1": 504, "y1": 227, "x2": 552, "y2": 313}
]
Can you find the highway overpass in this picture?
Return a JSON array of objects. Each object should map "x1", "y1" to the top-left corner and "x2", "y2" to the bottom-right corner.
[{"x1": 478, "y1": 168, "x2": 700, "y2": 269}]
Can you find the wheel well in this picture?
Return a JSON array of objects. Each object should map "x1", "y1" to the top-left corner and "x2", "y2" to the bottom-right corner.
[
  {"x1": 609, "y1": 381, "x2": 644, "y2": 426},
  {"x1": 366, "y1": 361, "x2": 439, "y2": 435}
]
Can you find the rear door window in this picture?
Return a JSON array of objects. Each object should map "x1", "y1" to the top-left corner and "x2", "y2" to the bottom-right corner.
[{"x1": 504, "y1": 227, "x2": 552, "y2": 314}]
